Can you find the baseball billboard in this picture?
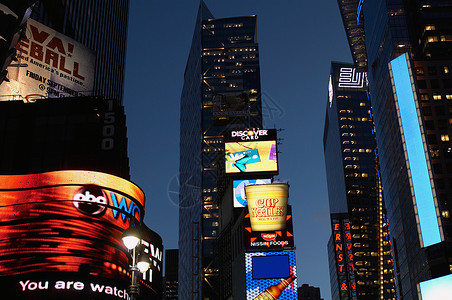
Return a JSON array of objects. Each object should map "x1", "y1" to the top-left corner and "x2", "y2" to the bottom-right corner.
[{"x1": 0, "y1": 19, "x2": 95, "y2": 102}]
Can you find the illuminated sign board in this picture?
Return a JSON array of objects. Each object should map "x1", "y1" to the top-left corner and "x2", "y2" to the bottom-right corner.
[
  {"x1": 0, "y1": 170, "x2": 163, "y2": 299},
  {"x1": 418, "y1": 274, "x2": 452, "y2": 300},
  {"x1": 0, "y1": 19, "x2": 95, "y2": 102},
  {"x1": 245, "y1": 251, "x2": 298, "y2": 299},
  {"x1": 244, "y1": 206, "x2": 294, "y2": 249},
  {"x1": 332, "y1": 218, "x2": 357, "y2": 300},
  {"x1": 224, "y1": 129, "x2": 278, "y2": 174},
  {"x1": 245, "y1": 183, "x2": 288, "y2": 231},
  {"x1": 233, "y1": 179, "x2": 271, "y2": 207},
  {"x1": 389, "y1": 53, "x2": 443, "y2": 247}
]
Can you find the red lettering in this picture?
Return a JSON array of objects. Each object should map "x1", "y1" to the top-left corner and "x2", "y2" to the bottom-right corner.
[
  {"x1": 346, "y1": 233, "x2": 351, "y2": 240},
  {"x1": 347, "y1": 243, "x2": 352, "y2": 250},
  {"x1": 335, "y1": 244, "x2": 343, "y2": 251},
  {"x1": 351, "y1": 282, "x2": 356, "y2": 290},
  {"x1": 344, "y1": 222, "x2": 350, "y2": 230},
  {"x1": 30, "y1": 42, "x2": 44, "y2": 61},
  {"x1": 335, "y1": 234, "x2": 341, "y2": 241},
  {"x1": 339, "y1": 264, "x2": 344, "y2": 272},
  {"x1": 349, "y1": 263, "x2": 354, "y2": 271},
  {"x1": 45, "y1": 49, "x2": 59, "y2": 68},
  {"x1": 334, "y1": 223, "x2": 340, "y2": 231},
  {"x1": 30, "y1": 25, "x2": 50, "y2": 44},
  {"x1": 47, "y1": 37, "x2": 66, "y2": 55},
  {"x1": 16, "y1": 39, "x2": 29, "y2": 54},
  {"x1": 338, "y1": 254, "x2": 343, "y2": 262},
  {"x1": 340, "y1": 283, "x2": 347, "y2": 291},
  {"x1": 59, "y1": 56, "x2": 71, "y2": 74},
  {"x1": 73, "y1": 62, "x2": 85, "y2": 80},
  {"x1": 348, "y1": 254, "x2": 353, "y2": 261}
]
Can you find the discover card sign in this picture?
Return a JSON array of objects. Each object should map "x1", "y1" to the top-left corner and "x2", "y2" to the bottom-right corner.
[{"x1": 0, "y1": 19, "x2": 95, "y2": 102}]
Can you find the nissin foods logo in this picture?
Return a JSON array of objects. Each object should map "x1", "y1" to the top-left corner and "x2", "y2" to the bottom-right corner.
[{"x1": 73, "y1": 185, "x2": 141, "y2": 222}]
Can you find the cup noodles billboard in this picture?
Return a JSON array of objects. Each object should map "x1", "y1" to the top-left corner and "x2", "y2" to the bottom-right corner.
[
  {"x1": 244, "y1": 183, "x2": 289, "y2": 231},
  {"x1": 224, "y1": 129, "x2": 278, "y2": 175},
  {"x1": 0, "y1": 170, "x2": 162, "y2": 299},
  {"x1": 0, "y1": 19, "x2": 95, "y2": 102}
]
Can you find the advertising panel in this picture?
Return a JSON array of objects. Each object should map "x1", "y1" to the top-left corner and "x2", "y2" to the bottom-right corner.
[
  {"x1": 224, "y1": 129, "x2": 278, "y2": 174},
  {"x1": 245, "y1": 251, "x2": 298, "y2": 300},
  {"x1": 244, "y1": 206, "x2": 294, "y2": 249},
  {"x1": 418, "y1": 274, "x2": 452, "y2": 300},
  {"x1": 0, "y1": 170, "x2": 159, "y2": 299},
  {"x1": 0, "y1": 19, "x2": 95, "y2": 102},
  {"x1": 245, "y1": 183, "x2": 289, "y2": 231},
  {"x1": 331, "y1": 217, "x2": 357, "y2": 300},
  {"x1": 233, "y1": 179, "x2": 271, "y2": 207}
]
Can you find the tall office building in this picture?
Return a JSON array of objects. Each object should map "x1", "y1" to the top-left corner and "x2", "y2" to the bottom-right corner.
[
  {"x1": 358, "y1": 1, "x2": 452, "y2": 298},
  {"x1": 179, "y1": 1, "x2": 262, "y2": 298},
  {"x1": 164, "y1": 249, "x2": 179, "y2": 299},
  {"x1": 30, "y1": 0, "x2": 129, "y2": 102},
  {"x1": 323, "y1": 62, "x2": 397, "y2": 300}
]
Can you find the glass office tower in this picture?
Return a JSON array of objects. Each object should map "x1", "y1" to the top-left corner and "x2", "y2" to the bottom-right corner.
[
  {"x1": 31, "y1": 0, "x2": 130, "y2": 102},
  {"x1": 324, "y1": 62, "x2": 397, "y2": 300},
  {"x1": 179, "y1": 2, "x2": 262, "y2": 299},
  {"x1": 360, "y1": 1, "x2": 452, "y2": 299}
]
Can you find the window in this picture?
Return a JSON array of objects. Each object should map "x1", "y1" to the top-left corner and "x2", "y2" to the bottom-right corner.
[
  {"x1": 443, "y1": 66, "x2": 450, "y2": 74},
  {"x1": 360, "y1": 102, "x2": 366, "y2": 106},
  {"x1": 415, "y1": 67, "x2": 425, "y2": 75},
  {"x1": 433, "y1": 94, "x2": 442, "y2": 100},
  {"x1": 427, "y1": 36, "x2": 439, "y2": 43},
  {"x1": 425, "y1": 25, "x2": 436, "y2": 31},
  {"x1": 446, "y1": 94, "x2": 452, "y2": 100},
  {"x1": 441, "y1": 134, "x2": 450, "y2": 142},
  {"x1": 420, "y1": 94, "x2": 429, "y2": 101}
]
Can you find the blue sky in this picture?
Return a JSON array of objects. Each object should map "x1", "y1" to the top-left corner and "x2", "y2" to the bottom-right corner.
[{"x1": 123, "y1": 1, "x2": 352, "y2": 299}]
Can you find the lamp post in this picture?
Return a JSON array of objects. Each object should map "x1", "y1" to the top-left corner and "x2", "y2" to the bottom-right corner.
[{"x1": 122, "y1": 225, "x2": 150, "y2": 300}]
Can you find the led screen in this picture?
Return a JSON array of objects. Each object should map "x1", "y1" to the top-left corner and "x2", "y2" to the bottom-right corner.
[
  {"x1": 233, "y1": 179, "x2": 271, "y2": 207},
  {"x1": 252, "y1": 255, "x2": 289, "y2": 279},
  {"x1": 245, "y1": 251, "x2": 298, "y2": 300},
  {"x1": 419, "y1": 274, "x2": 452, "y2": 300},
  {"x1": 225, "y1": 140, "x2": 277, "y2": 174},
  {"x1": 0, "y1": 170, "x2": 163, "y2": 299},
  {"x1": 390, "y1": 53, "x2": 442, "y2": 247}
]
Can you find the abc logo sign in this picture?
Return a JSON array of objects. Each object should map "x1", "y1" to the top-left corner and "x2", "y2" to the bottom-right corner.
[{"x1": 73, "y1": 185, "x2": 108, "y2": 216}]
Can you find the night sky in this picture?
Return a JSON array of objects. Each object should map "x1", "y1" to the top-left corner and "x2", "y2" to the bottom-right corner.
[{"x1": 123, "y1": 1, "x2": 352, "y2": 299}]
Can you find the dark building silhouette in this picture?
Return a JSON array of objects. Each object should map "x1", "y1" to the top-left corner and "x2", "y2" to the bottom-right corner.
[
  {"x1": 298, "y1": 283, "x2": 324, "y2": 300},
  {"x1": 356, "y1": 1, "x2": 452, "y2": 298},
  {"x1": 323, "y1": 62, "x2": 397, "y2": 300},
  {"x1": 164, "y1": 249, "x2": 179, "y2": 300},
  {"x1": 179, "y1": 1, "x2": 263, "y2": 298}
]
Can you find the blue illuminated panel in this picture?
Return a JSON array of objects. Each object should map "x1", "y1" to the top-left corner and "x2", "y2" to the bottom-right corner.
[
  {"x1": 419, "y1": 274, "x2": 452, "y2": 299},
  {"x1": 390, "y1": 53, "x2": 442, "y2": 247},
  {"x1": 245, "y1": 251, "x2": 298, "y2": 299}
]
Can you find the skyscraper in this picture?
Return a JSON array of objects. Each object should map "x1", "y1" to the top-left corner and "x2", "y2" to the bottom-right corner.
[
  {"x1": 359, "y1": 1, "x2": 452, "y2": 298},
  {"x1": 30, "y1": 0, "x2": 129, "y2": 102},
  {"x1": 323, "y1": 62, "x2": 397, "y2": 300},
  {"x1": 179, "y1": 1, "x2": 262, "y2": 298}
]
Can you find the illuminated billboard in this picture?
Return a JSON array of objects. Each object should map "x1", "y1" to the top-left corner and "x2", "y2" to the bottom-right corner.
[
  {"x1": 389, "y1": 53, "x2": 443, "y2": 247},
  {"x1": 0, "y1": 170, "x2": 163, "y2": 299},
  {"x1": 0, "y1": 19, "x2": 95, "y2": 102},
  {"x1": 245, "y1": 183, "x2": 289, "y2": 231},
  {"x1": 418, "y1": 274, "x2": 452, "y2": 300},
  {"x1": 233, "y1": 179, "x2": 271, "y2": 207},
  {"x1": 331, "y1": 217, "x2": 357, "y2": 299},
  {"x1": 244, "y1": 206, "x2": 294, "y2": 249},
  {"x1": 224, "y1": 129, "x2": 278, "y2": 174},
  {"x1": 245, "y1": 251, "x2": 298, "y2": 299}
]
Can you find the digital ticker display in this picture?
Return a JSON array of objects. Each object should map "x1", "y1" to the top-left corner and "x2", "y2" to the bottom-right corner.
[
  {"x1": 224, "y1": 129, "x2": 278, "y2": 174},
  {"x1": 245, "y1": 251, "x2": 298, "y2": 300},
  {"x1": 0, "y1": 170, "x2": 162, "y2": 300}
]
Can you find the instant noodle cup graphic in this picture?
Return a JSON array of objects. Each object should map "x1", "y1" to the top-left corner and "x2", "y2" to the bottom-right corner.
[{"x1": 245, "y1": 183, "x2": 289, "y2": 231}]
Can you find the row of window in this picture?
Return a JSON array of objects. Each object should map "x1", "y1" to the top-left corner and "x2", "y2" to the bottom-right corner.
[
  {"x1": 344, "y1": 148, "x2": 373, "y2": 153},
  {"x1": 415, "y1": 65, "x2": 449, "y2": 75},
  {"x1": 420, "y1": 93, "x2": 452, "y2": 101}
]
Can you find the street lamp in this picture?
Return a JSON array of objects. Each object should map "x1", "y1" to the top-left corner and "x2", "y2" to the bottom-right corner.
[{"x1": 122, "y1": 224, "x2": 150, "y2": 300}]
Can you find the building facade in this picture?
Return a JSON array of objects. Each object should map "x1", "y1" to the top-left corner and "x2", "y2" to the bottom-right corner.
[
  {"x1": 179, "y1": 1, "x2": 262, "y2": 299},
  {"x1": 31, "y1": 0, "x2": 130, "y2": 102},
  {"x1": 164, "y1": 249, "x2": 179, "y2": 299},
  {"x1": 359, "y1": 1, "x2": 452, "y2": 298},
  {"x1": 323, "y1": 62, "x2": 397, "y2": 300}
]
